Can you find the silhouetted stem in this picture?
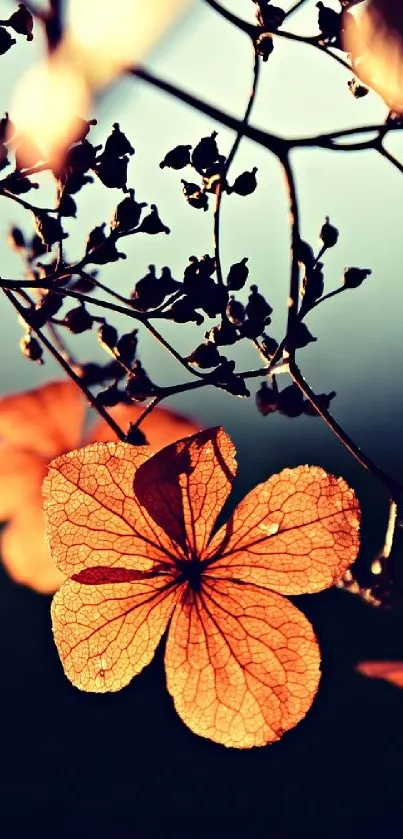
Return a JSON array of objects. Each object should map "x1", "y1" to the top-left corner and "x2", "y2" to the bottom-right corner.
[
  {"x1": 202, "y1": 0, "x2": 254, "y2": 36},
  {"x1": 299, "y1": 285, "x2": 346, "y2": 318},
  {"x1": 284, "y1": 0, "x2": 310, "y2": 19},
  {"x1": 289, "y1": 356, "x2": 403, "y2": 500},
  {"x1": 214, "y1": 46, "x2": 260, "y2": 285},
  {"x1": 279, "y1": 148, "x2": 403, "y2": 499},
  {"x1": 281, "y1": 152, "x2": 301, "y2": 330},
  {"x1": 378, "y1": 145, "x2": 403, "y2": 176},
  {"x1": 3, "y1": 289, "x2": 127, "y2": 441}
]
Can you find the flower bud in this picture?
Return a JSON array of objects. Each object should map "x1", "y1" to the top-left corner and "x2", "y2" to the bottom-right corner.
[
  {"x1": 255, "y1": 33, "x2": 274, "y2": 62},
  {"x1": 278, "y1": 384, "x2": 304, "y2": 417},
  {"x1": 205, "y1": 320, "x2": 239, "y2": 346},
  {"x1": 96, "y1": 385, "x2": 124, "y2": 407},
  {"x1": 260, "y1": 334, "x2": 279, "y2": 359},
  {"x1": 245, "y1": 285, "x2": 273, "y2": 321},
  {"x1": 226, "y1": 296, "x2": 245, "y2": 325},
  {"x1": 6, "y1": 4, "x2": 33, "y2": 40},
  {"x1": 255, "y1": 380, "x2": 279, "y2": 416},
  {"x1": 137, "y1": 204, "x2": 170, "y2": 235},
  {"x1": 116, "y1": 329, "x2": 138, "y2": 365},
  {"x1": 125, "y1": 363, "x2": 155, "y2": 401},
  {"x1": 7, "y1": 226, "x2": 25, "y2": 251},
  {"x1": 286, "y1": 322, "x2": 317, "y2": 350},
  {"x1": 343, "y1": 266, "x2": 372, "y2": 288},
  {"x1": 19, "y1": 333, "x2": 43, "y2": 363},
  {"x1": 160, "y1": 144, "x2": 192, "y2": 170},
  {"x1": 319, "y1": 216, "x2": 339, "y2": 248},
  {"x1": 181, "y1": 180, "x2": 209, "y2": 211},
  {"x1": 0, "y1": 27, "x2": 15, "y2": 55},
  {"x1": 125, "y1": 424, "x2": 147, "y2": 445},
  {"x1": 111, "y1": 189, "x2": 146, "y2": 232},
  {"x1": 95, "y1": 154, "x2": 129, "y2": 190},
  {"x1": 64, "y1": 305, "x2": 94, "y2": 334},
  {"x1": 166, "y1": 297, "x2": 204, "y2": 325},
  {"x1": 191, "y1": 132, "x2": 220, "y2": 172},
  {"x1": 347, "y1": 78, "x2": 369, "y2": 98},
  {"x1": 0, "y1": 112, "x2": 13, "y2": 143},
  {"x1": 104, "y1": 123, "x2": 134, "y2": 158},
  {"x1": 228, "y1": 167, "x2": 258, "y2": 196},
  {"x1": 97, "y1": 323, "x2": 118, "y2": 352},
  {"x1": 226, "y1": 257, "x2": 249, "y2": 290},
  {"x1": 187, "y1": 342, "x2": 223, "y2": 368},
  {"x1": 34, "y1": 213, "x2": 67, "y2": 249},
  {"x1": 316, "y1": 2, "x2": 342, "y2": 42}
]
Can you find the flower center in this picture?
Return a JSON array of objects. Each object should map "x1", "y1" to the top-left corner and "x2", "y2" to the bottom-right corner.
[{"x1": 176, "y1": 556, "x2": 202, "y2": 593}]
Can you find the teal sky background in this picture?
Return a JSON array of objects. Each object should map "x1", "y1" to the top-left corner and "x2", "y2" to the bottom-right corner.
[{"x1": 0, "y1": 0, "x2": 402, "y2": 505}]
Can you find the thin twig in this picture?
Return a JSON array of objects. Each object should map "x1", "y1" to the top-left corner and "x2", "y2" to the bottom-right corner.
[
  {"x1": 289, "y1": 355, "x2": 403, "y2": 500},
  {"x1": 3, "y1": 289, "x2": 127, "y2": 441},
  {"x1": 214, "y1": 46, "x2": 260, "y2": 285}
]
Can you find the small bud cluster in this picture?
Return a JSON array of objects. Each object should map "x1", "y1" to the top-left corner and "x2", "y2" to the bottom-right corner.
[{"x1": 160, "y1": 132, "x2": 258, "y2": 211}]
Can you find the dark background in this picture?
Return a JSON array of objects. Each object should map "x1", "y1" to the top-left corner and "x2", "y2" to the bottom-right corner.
[{"x1": 1, "y1": 0, "x2": 403, "y2": 836}]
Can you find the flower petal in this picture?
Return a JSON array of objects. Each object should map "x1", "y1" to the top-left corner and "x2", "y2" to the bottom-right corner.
[
  {"x1": 2, "y1": 496, "x2": 65, "y2": 593},
  {"x1": 42, "y1": 441, "x2": 178, "y2": 576},
  {"x1": 0, "y1": 380, "x2": 85, "y2": 458},
  {"x1": 88, "y1": 403, "x2": 201, "y2": 447},
  {"x1": 165, "y1": 578, "x2": 320, "y2": 748},
  {"x1": 357, "y1": 660, "x2": 403, "y2": 688},
  {"x1": 0, "y1": 446, "x2": 46, "y2": 520},
  {"x1": 52, "y1": 572, "x2": 181, "y2": 691},
  {"x1": 133, "y1": 427, "x2": 236, "y2": 559},
  {"x1": 205, "y1": 466, "x2": 360, "y2": 594}
]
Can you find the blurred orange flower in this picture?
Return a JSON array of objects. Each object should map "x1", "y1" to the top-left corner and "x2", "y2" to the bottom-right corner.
[
  {"x1": 0, "y1": 380, "x2": 200, "y2": 593},
  {"x1": 12, "y1": 0, "x2": 191, "y2": 166},
  {"x1": 357, "y1": 660, "x2": 403, "y2": 688},
  {"x1": 44, "y1": 427, "x2": 360, "y2": 747},
  {"x1": 343, "y1": 0, "x2": 403, "y2": 111}
]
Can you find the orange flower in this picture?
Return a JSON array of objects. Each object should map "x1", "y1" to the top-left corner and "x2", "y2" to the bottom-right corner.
[
  {"x1": 43, "y1": 427, "x2": 360, "y2": 748},
  {"x1": 0, "y1": 380, "x2": 200, "y2": 593}
]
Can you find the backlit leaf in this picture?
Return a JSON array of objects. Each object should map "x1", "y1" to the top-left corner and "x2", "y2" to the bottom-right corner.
[
  {"x1": 165, "y1": 578, "x2": 320, "y2": 748},
  {"x1": 205, "y1": 466, "x2": 360, "y2": 594},
  {"x1": 133, "y1": 427, "x2": 237, "y2": 558},
  {"x1": 52, "y1": 572, "x2": 182, "y2": 691}
]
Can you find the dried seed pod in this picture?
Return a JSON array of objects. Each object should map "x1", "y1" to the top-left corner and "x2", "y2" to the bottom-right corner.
[
  {"x1": 226, "y1": 296, "x2": 245, "y2": 326},
  {"x1": 228, "y1": 167, "x2": 258, "y2": 196},
  {"x1": 6, "y1": 4, "x2": 34, "y2": 40},
  {"x1": 256, "y1": 380, "x2": 279, "y2": 416},
  {"x1": 319, "y1": 216, "x2": 339, "y2": 248},
  {"x1": 104, "y1": 123, "x2": 134, "y2": 157},
  {"x1": 19, "y1": 333, "x2": 43, "y2": 364},
  {"x1": 110, "y1": 189, "x2": 146, "y2": 232},
  {"x1": 191, "y1": 131, "x2": 220, "y2": 171},
  {"x1": 245, "y1": 285, "x2": 273, "y2": 321},
  {"x1": 160, "y1": 144, "x2": 192, "y2": 170},
  {"x1": 137, "y1": 204, "x2": 170, "y2": 235},
  {"x1": 343, "y1": 267, "x2": 372, "y2": 288},
  {"x1": 64, "y1": 305, "x2": 94, "y2": 334},
  {"x1": 226, "y1": 258, "x2": 249, "y2": 290},
  {"x1": 187, "y1": 342, "x2": 224, "y2": 369},
  {"x1": 97, "y1": 323, "x2": 118, "y2": 352}
]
